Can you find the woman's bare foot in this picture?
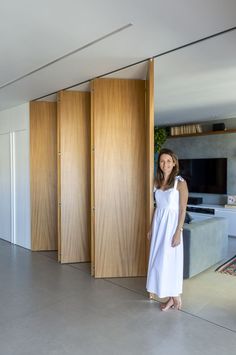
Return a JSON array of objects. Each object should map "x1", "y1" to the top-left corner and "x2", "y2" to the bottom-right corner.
[
  {"x1": 160, "y1": 297, "x2": 174, "y2": 311},
  {"x1": 173, "y1": 296, "x2": 182, "y2": 310}
]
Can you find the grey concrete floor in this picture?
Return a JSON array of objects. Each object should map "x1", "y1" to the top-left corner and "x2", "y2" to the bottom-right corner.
[{"x1": 0, "y1": 238, "x2": 236, "y2": 355}]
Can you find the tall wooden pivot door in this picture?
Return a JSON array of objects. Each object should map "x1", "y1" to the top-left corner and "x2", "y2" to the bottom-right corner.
[
  {"x1": 91, "y1": 78, "x2": 151, "y2": 277},
  {"x1": 146, "y1": 59, "x2": 154, "y2": 264},
  {"x1": 30, "y1": 101, "x2": 57, "y2": 251},
  {"x1": 58, "y1": 91, "x2": 90, "y2": 263}
]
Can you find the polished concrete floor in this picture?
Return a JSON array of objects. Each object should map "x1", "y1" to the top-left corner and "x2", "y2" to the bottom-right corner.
[{"x1": 0, "y1": 237, "x2": 236, "y2": 355}]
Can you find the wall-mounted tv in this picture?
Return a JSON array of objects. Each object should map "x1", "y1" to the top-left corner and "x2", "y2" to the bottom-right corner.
[{"x1": 179, "y1": 158, "x2": 227, "y2": 194}]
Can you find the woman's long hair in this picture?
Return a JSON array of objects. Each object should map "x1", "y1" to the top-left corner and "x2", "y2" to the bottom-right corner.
[{"x1": 155, "y1": 148, "x2": 179, "y2": 189}]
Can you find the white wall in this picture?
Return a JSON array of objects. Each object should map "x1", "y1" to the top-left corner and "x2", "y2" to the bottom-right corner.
[{"x1": 0, "y1": 103, "x2": 31, "y2": 249}]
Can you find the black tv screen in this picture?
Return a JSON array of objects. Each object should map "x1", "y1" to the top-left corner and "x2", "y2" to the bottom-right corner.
[{"x1": 179, "y1": 158, "x2": 227, "y2": 194}]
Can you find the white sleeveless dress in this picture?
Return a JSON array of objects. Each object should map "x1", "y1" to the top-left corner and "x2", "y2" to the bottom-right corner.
[{"x1": 146, "y1": 176, "x2": 183, "y2": 298}]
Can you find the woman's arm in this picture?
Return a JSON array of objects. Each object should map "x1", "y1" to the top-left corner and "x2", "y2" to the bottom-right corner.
[
  {"x1": 147, "y1": 186, "x2": 158, "y2": 240},
  {"x1": 171, "y1": 179, "x2": 188, "y2": 247}
]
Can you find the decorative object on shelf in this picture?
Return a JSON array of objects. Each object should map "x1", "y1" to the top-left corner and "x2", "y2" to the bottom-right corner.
[
  {"x1": 225, "y1": 195, "x2": 236, "y2": 208},
  {"x1": 212, "y1": 123, "x2": 226, "y2": 131},
  {"x1": 170, "y1": 123, "x2": 202, "y2": 136},
  {"x1": 168, "y1": 127, "x2": 236, "y2": 138},
  {"x1": 154, "y1": 127, "x2": 167, "y2": 153},
  {"x1": 227, "y1": 195, "x2": 236, "y2": 204}
]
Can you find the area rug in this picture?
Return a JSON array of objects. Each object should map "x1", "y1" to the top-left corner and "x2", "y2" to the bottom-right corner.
[{"x1": 215, "y1": 255, "x2": 236, "y2": 276}]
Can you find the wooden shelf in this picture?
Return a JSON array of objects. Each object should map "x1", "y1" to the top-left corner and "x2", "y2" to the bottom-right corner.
[{"x1": 168, "y1": 128, "x2": 236, "y2": 138}]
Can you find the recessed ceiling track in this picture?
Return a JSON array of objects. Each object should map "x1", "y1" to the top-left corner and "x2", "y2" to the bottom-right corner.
[
  {"x1": 153, "y1": 25, "x2": 236, "y2": 59},
  {"x1": 35, "y1": 25, "x2": 236, "y2": 101},
  {"x1": 0, "y1": 23, "x2": 133, "y2": 90}
]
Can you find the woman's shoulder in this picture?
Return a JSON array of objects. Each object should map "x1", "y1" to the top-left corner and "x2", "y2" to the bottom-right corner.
[
  {"x1": 175, "y1": 175, "x2": 185, "y2": 182},
  {"x1": 175, "y1": 175, "x2": 188, "y2": 191}
]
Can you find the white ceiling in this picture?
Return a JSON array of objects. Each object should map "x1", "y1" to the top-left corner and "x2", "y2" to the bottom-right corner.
[
  {"x1": 0, "y1": 0, "x2": 236, "y2": 126},
  {"x1": 156, "y1": 29, "x2": 236, "y2": 125}
]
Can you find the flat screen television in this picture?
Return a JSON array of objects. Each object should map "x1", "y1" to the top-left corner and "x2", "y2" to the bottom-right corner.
[{"x1": 179, "y1": 158, "x2": 227, "y2": 194}]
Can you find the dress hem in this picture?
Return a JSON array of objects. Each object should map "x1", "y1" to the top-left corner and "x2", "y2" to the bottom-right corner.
[{"x1": 147, "y1": 289, "x2": 182, "y2": 298}]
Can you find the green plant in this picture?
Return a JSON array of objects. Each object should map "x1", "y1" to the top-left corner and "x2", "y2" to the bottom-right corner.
[{"x1": 154, "y1": 127, "x2": 167, "y2": 153}]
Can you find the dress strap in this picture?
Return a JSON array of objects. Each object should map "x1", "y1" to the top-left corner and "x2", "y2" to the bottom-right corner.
[
  {"x1": 174, "y1": 178, "x2": 178, "y2": 190},
  {"x1": 174, "y1": 175, "x2": 184, "y2": 190}
]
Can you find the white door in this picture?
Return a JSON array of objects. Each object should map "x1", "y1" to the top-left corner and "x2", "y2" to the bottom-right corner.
[
  {"x1": 0, "y1": 133, "x2": 11, "y2": 242},
  {"x1": 13, "y1": 130, "x2": 31, "y2": 249}
]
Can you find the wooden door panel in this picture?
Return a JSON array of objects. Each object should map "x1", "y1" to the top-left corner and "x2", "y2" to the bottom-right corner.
[
  {"x1": 93, "y1": 79, "x2": 146, "y2": 277},
  {"x1": 58, "y1": 91, "x2": 90, "y2": 263},
  {"x1": 30, "y1": 101, "x2": 57, "y2": 251}
]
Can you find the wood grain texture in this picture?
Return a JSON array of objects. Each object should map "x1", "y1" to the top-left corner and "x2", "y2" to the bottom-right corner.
[
  {"x1": 58, "y1": 91, "x2": 90, "y2": 263},
  {"x1": 146, "y1": 59, "x2": 154, "y2": 269},
  {"x1": 57, "y1": 94, "x2": 62, "y2": 261},
  {"x1": 90, "y1": 82, "x2": 95, "y2": 275},
  {"x1": 30, "y1": 101, "x2": 57, "y2": 251},
  {"x1": 93, "y1": 78, "x2": 146, "y2": 277}
]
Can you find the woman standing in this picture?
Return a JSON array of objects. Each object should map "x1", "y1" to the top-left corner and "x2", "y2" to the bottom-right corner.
[{"x1": 146, "y1": 148, "x2": 188, "y2": 311}]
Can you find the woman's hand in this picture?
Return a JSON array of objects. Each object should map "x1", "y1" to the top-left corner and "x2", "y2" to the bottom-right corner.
[{"x1": 171, "y1": 231, "x2": 181, "y2": 247}]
